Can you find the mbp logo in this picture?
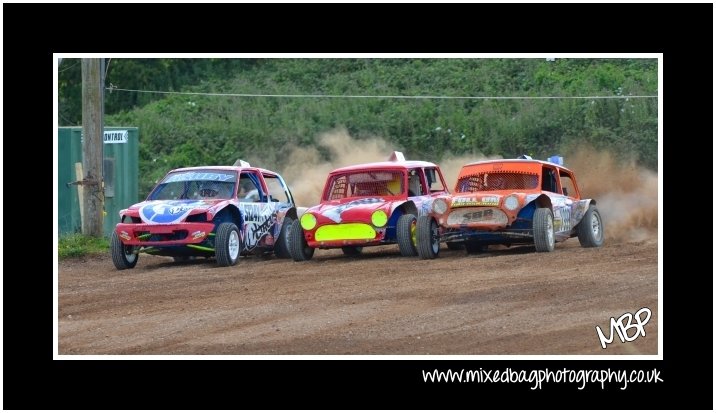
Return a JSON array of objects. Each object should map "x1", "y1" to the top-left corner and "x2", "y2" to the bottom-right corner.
[{"x1": 596, "y1": 307, "x2": 651, "y2": 349}]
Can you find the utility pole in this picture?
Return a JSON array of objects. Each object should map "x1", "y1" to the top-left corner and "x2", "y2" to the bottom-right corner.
[{"x1": 81, "y1": 58, "x2": 104, "y2": 236}]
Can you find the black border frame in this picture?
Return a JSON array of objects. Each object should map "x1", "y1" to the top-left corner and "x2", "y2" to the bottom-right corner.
[{"x1": 3, "y1": 3, "x2": 711, "y2": 410}]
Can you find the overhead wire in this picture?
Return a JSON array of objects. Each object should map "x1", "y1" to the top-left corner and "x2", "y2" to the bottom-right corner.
[{"x1": 105, "y1": 87, "x2": 657, "y2": 100}]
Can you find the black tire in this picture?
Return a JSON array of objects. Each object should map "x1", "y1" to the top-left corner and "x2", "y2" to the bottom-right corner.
[
  {"x1": 446, "y1": 242, "x2": 463, "y2": 251},
  {"x1": 215, "y1": 222, "x2": 241, "y2": 266},
  {"x1": 533, "y1": 208, "x2": 555, "y2": 252},
  {"x1": 273, "y1": 216, "x2": 293, "y2": 258},
  {"x1": 288, "y1": 219, "x2": 315, "y2": 261},
  {"x1": 577, "y1": 205, "x2": 604, "y2": 247},
  {"x1": 110, "y1": 231, "x2": 138, "y2": 270},
  {"x1": 341, "y1": 246, "x2": 363, "y2": 256},
  {"x1": 416, "y1": 215, "x2": 440, "y2": 259},
  {"x1": 396, "y1": 213, "x2": 418, "y2": 256},
  {"x1": 173, "y1": 256, "x2": 200, "y2": 263},
  {"x1": 464, "y1": 240, "x2": 488, "y2": 254}
]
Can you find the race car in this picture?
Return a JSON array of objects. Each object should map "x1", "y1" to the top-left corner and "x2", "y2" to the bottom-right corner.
[
  {"x1": 110, "y1": 161, "x2": 298, "y2": 269},
  {"x1": 288, "y1": 151, "x2": 449, "y2": 261},
  {"x1": 415, "y1": 155, "x2": 604, "y2": 259}
]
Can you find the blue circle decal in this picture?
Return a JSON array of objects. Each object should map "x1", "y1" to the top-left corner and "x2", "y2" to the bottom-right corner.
[{"x1": 139, "y1": 201, "x2": 207, "y2": 224}]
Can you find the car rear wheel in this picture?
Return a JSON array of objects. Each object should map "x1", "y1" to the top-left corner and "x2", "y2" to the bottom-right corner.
[
  {"x1": 533, "y1": 208, "x2": 555, "y2": 252},
  {"x1": 274, "y1": 216, "x2": 293, "y2": 258},
  {"x1": 396, "y1": 213, "x2": 418, "y2": 256},
  {"x1": 288, "y1": 219, "x2": 315, "y2": 261},
  {"x1": 416, "y1": 216, "x2": 440, "y2": 259},
  {"x1": 577, "y1": 205, "x2": 604, "y2": 247},
  {"x1": 110, "y1": 231, "x2": 138, "y2": 270},
  {"x1": 341, "y1": 246, "x2": 363, "y2": 256},
  {"x1": 215, "y1": 222, "x2": 241, "y2": 266},
  {"x1": 464, "y1": 240, "x2": 488, "y2": 254}
]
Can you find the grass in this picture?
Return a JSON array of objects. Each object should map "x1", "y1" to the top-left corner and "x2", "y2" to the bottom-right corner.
[{"x1": 58, "y1": 234, "x2": 110, "y2": 259}]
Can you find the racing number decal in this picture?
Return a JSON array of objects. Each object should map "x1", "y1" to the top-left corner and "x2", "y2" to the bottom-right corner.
[
  {"x1": 553, "y1": 205, "x2": 572, "y2": 233},
  {"x1": 241, "y1": 203, "x2": 277, "y2": 250},
  {"x1": 562, "y1": 206, "x2": 572, "y2": 232}
]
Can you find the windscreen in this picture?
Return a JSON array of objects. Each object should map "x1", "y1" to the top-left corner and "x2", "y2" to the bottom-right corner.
[
  {"x1": 456, "y1": 171, "x2": 538, "y2": 192},
  {"x1": 148, "y1": 170, "x2": 237, "y2": 200},
  {"x1": 325, "y1": 170, "x2": 404, "y2": 200}
]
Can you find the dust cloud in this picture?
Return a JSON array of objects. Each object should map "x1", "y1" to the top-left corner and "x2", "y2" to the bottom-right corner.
[
  {"x1": 437, "y1": 154, "x2": 502, "y2": 191},
  {"x1": 281, "y1": 129, "x2": 657, "y2": 244},
  {"x1": 281, "y1": 128, "x2": 392, "y2": 206},
  {"x1": 565, "y1": 146, "x2": 658, "y2": 243},
  {"x1": 283, "y1": 129, "x2": 498, "y2": 205}
]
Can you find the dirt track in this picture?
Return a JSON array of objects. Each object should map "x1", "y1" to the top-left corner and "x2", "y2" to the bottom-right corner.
[{"x1": 58, "y1": 238, "x2": 658, "y2": 355}]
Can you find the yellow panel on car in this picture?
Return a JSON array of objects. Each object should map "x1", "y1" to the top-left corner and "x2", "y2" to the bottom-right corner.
[{"x1": 315, "y1": 223, "x2": 376, "y2": 242}]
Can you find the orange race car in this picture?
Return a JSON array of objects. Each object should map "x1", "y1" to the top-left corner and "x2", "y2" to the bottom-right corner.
[{"x1": 415, "y1": 156, "x2": 604, "y2": 259}]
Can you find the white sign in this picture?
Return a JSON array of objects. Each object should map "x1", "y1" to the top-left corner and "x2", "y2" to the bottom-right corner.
[{"x1": 104, "y1": 130, "x2": 128, "y2": 144}]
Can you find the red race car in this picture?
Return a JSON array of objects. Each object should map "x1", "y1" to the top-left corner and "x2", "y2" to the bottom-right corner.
[
  {"x1": 289, "y1": 152, "x2": 450, "y2": 261},
  {"x1": 110, "y1": 161, "x2": 298, "y2": 269}
]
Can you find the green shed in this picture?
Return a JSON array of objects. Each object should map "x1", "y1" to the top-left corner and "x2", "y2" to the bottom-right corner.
[{"x1": 58, "y1": 127, "x2": 139, "y2": 236}]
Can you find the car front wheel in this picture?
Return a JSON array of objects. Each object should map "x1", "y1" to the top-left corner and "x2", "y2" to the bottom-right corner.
[
  {"x1": 110, "y1": 231, "x2": 138, "y2": 270},
  {"x1": 416, "y1": 215, "x2": 440, "y2": 259},
  {"x1": 396, "y1": 213, "x2": 418, "y2": 256},
  {"x1": 274, "y1": 216, "x2": 293, "y2": 258},
  {"x1": 288, "y1": 220, "x2": 315, "y2": 261},
  {"x1": 533, "y1": 208, "x2": 555, "y2": 252},
  {"x1": 215, "y1": 222, "x2": 241, "y2": 266}
]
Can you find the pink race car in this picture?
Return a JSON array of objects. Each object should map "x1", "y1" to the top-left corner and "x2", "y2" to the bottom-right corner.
[
  {"x1": 110, "y1": 161, "x2": 298, "y2": 269},
  {"x1": 288, "y1": 152, "x2": 449, "y2": 260}
]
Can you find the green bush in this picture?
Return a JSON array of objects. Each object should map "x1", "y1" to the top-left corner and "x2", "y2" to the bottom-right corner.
[
  {"x1": 59, "y1": 58, "x2": 658, "y2": 196},
  {"x1": 58, "y1": 234, "x2": 109, "y2": 259}
]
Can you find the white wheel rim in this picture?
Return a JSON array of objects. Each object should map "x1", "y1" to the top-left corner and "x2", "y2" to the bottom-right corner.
[
  {"x1": 228, "y1": 230, "x2": 240, "y2": 260},
  {"x1": 591, "y1": 213, "x2": 601, "y2": 238},
  {"x1": 125, "y1": 246, "x2": 137, "y2": 263},
  {"x1": 547, "y1": 215, "x2": 554, "y2": 246}
]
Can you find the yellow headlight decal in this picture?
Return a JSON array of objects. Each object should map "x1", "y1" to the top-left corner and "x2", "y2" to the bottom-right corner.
[
  {"x1": 371, "y1": 210, "x2": 388, "y2": 227},
  {"x1": 300, "y1": 213, "x2": 317, "y2": 230}
]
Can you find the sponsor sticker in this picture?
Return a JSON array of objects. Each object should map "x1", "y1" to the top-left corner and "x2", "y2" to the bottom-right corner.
[{"x1": 451, "y1": 196, "x2": 499, "y2": 207}]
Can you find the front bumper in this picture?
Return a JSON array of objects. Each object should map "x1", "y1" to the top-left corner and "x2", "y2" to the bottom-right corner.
[
  {"x1": 305, "y1": 222, "x2": 386, "y2": 248},
  {"x1": 115, "y1": 222, "x2": 215, "y2": 246},
  {"x1": 435, "y1": 206, "x2": 533, "y2": 244}
]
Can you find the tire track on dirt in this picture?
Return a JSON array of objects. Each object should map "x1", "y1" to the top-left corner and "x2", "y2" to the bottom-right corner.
[{"x1": 59, "y1": 238, "x2": 658, "y2": 355}]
